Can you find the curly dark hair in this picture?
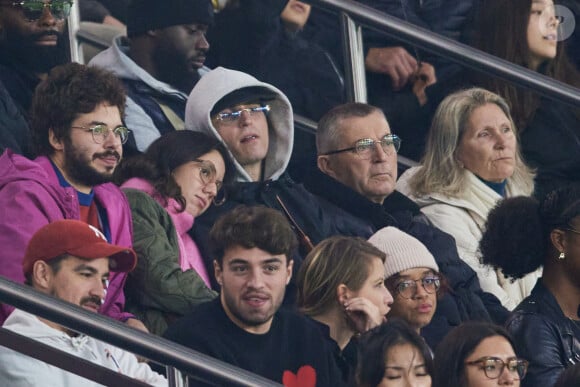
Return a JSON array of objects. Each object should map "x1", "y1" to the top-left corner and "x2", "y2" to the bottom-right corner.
[
  {"x1": 115, "y1": 131, "x2": 235, "y2": 211},
  {"x1": 481, "y1": 186, "x2": 580, "y2": 279},
  {"x1": 30, "y1": 63, "x2": 126, "y2": 156},
  {"x1": 209, "y1": 205, "x2": 298, "y2": 266}
]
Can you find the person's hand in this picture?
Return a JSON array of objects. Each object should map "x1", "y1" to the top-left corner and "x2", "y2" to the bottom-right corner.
[
  {"x1": 411, "y1": 61, "x2": 437, "y2": 106},
  {"x1": 102, "y1": 15, "x2": 126, "y2": 29},
  {"x1": 344, "y1": 297, "x2": 386, "y2": 334},
  {"x1": 365, "y1": 46, "x2": 419, "y2": 91},
  {"x1": 125, "y1": 317, "x2": 149, "y2": 333},
  {"x1": 125, "y1": 318, "x2": 149, "y2": 362}
]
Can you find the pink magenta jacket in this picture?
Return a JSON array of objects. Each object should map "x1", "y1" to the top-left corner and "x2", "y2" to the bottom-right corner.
[{"x1": 0, "y1": 150, "x2": 134, "y2": 324}]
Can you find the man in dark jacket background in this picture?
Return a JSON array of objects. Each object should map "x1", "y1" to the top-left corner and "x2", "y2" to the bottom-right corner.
[{"x1": 0, "y1": 0, "x2": 71, "y2": 157}]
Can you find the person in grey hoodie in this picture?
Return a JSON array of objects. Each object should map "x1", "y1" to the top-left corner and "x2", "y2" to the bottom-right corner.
[
  {"x1": 89, "y1": 0, "x2": 214, "y2": 152},
  {"x1": 185, "y1": 67, "x2": 372, "y2": 294}
]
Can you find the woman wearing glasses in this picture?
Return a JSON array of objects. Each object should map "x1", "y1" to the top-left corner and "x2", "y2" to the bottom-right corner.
[
  {"x1": 433, "y1": 321, "x2": 528, "y2": 387},
  {"x1": 296, "y1": 235, "x2": 393, "y2": 384},
  {"x1": 480, "y1": 186, "x2": 580, "y2": 386},
  {"x1": 368, "y1": 227, "x2": 441, "y2": 338},
  {"x1": 115, "y1": 130, "x2": 234, "y2": 335},
  {"x1": 397, "y1": 88, "x2": 538, "y2": 311}
]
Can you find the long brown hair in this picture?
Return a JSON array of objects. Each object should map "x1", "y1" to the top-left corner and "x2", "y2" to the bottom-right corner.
[{"x1": 471, "y1": 0, "x2": 580, "y2": 131}]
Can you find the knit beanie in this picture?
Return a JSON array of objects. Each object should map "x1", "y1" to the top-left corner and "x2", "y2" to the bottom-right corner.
[
  {"x1": 368, "y1": 227, "x2": 439, "y2": 278},
  {"x1": 127, "y1": 0, "x2": 214, "y2": 38}
]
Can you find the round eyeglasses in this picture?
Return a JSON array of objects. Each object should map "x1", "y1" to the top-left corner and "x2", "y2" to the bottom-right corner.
[
  {"x1": 214, "y1": 105, "x2": 270, "y2": 123},
  {"x1": 7, "y1": 1, "x2": 73, "y2": 22},
  {"x1": 320, "y1": 134, "x2": 401, "y2": 159},
  {"x1": 71, "y1": 125, "x2": 130, "y2": 145},
  {"x1": 465, "y1": 357, "x2": 528, "y2": 380},
  {"x1": 193, "y1": 160, "x2": 223, "y2": 192},
  {"x1": 390, "y1": 276, "x2": 440, "y2": 299}
]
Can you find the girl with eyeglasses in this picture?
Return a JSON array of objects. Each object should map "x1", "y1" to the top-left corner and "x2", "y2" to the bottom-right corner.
[
  {"x1": 369, "y1": 227, "x2": 444, "y2": 339},
  {"x1": 114, "y1": 130, "x2": 234, "y2": 335},
  {"x1": 296, "y1": 236, "x2": 393, "y2": 384},
  {"x1": 433, "y1": 321, "x2": 528, "y2": 387}
]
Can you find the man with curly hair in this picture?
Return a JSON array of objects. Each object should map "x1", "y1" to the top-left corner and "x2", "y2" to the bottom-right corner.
[{"x1": 0, "y1": 63, "x2": 143, "y2": 331}]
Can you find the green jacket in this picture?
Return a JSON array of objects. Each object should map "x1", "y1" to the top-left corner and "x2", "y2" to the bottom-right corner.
[{"x1": 123, "y1": 188, "x2": 217, "y2": 335}]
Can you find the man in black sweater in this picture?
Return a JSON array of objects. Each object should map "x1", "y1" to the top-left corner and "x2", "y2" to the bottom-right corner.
[{"x1": 164, "y1": 206, "x2": 344, "y2": 387}]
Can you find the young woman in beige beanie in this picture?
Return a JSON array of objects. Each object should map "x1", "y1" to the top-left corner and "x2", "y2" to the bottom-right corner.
[{"x1": 369, "y1": 227, "x2": 443, "y2": 335}]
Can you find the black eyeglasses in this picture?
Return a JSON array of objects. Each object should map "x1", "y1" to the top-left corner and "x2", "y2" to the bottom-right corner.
[
  {"x1": 7, "y1": 1, "x2": 73, "y2": 22},
  {"x1": 320, "y1": 134, "x2": 401, "y2": 159},
  {"x1": 465, "y1": 357, "x2": 528, "y2": 380},
  {"x1": 214, "y1": 105, "x2": 270, "y2": 123},
  {"x1": 71, "y1": 125, "x2": 130, "y2": 145},
  {"x1": 390, "y1": 276, "x2": 440, "y2": 299}
]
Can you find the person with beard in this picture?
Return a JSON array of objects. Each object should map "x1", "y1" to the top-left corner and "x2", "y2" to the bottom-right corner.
[
  {"x1": 0, "y1": 0, "x2": 71, "y2": 157},
  {"x1": 0, "y1": 220, "x2": 167, "y2": 386},
  {"x1": 89, "y1": 0, "x2": 214, "y2": 153},
  {"x1": 0, "y1": 63, "x2": 143, "y2": 332},
  {"x1": 164, "y1": 206, "x2": 345, "y2": 386}
]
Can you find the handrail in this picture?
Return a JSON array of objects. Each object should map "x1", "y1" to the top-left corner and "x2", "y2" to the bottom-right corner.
[
  {"x1": 0, "y1": 328, "x2": 150, "y2": 386},
  {"x1": 0, "y1": 276, "x2": 282, "y2": 387},
  {"x1": 340, "y1": 13, "x2": 367, "y2": 102},
  {"x1": 309, "y1": 0, "x2": 580, "y2": 108},
  {"x1": 67, "y1": 0, "x2": 83, "y2": 63}
]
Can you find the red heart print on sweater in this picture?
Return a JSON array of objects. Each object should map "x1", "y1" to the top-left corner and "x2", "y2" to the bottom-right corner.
[{"x1": 282, "y1": 365, "x2": 316, "y2": 387}]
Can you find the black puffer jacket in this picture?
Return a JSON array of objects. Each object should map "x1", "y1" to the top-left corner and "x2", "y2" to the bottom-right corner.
[
  {"x1": 506, "y1": 280, "x2": 580, "y2": 387},
  {"x1": 304, "y1": 169, "x2": 509, "y2": 349}
]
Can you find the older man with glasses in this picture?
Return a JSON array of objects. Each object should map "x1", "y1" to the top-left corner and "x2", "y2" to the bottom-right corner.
[
  {"x1": 302, "y1": 102, "x2": 510, "y2": 350},
  {"x1": 0, "y1": 0, "x2": 72, "y2": 157},
  {"x1": 0, "y1": 63, "x2": 146, "y2": 332}
]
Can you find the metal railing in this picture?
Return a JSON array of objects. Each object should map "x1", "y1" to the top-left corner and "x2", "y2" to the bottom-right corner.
[
  {"x1": 0, "y1": 276, "x2": 282, "y2": 387},
  {"x1": 309, "y1": 0, "x2": 580, "y2": 108}
]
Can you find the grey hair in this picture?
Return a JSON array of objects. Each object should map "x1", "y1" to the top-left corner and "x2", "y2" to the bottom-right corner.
[
  {"x1": 316, "y1": 102, "x2": 384, "y2": 154},
  {"x1": 409, "y1": 87, "x2": 534, "y2": 197}
]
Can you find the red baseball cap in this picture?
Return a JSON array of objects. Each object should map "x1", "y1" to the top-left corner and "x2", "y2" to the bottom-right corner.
[{"x1": 23, "y1": 220, "x2": 137, "y2": 275}]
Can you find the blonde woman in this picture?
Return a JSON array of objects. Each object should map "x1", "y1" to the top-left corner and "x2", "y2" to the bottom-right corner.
[
  {"x1": 297, "y1": 236, "x2": 393, "y2": 383},
  {"x1": 397, "y1": 88, "x2": 539, "y2": 310}
]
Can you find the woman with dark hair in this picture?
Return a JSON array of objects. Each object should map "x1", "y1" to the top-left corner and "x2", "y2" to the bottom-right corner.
[
  {"x1": 115, "y1": 130, "x2": 234, "y2": 335},
  {"x1": 368, "y1": 227, "x2": 443, "y2": 339},
  {"x1": 470, "y1": 0, "x2": 580, "y2": 198},
  {"x1": 296, "y1": 236, "x2": 393, "y2": 383},
  {"x1": 480, "y1": 185, "x2": 580, "y2": 386},
  {"x1": 433, "y1": 321, "x2": 528, "y2": 387},
  {"x1": 356, "y1": 318, "x2": 433, "y2": 387}
]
